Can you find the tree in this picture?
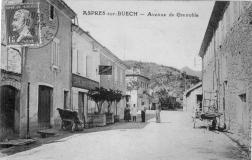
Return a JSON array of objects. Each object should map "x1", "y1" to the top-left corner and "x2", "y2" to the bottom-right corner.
[
  {"x1": 88, "y1": 87, "x2": 123, "y2": 115},
  {"x1": 114, "y1": 90, "x2": 123, "y2": 116},
  {"x1": 106, "y1": 89, "x2": 116, "y2": 114},
  {"x1": 88, "y1": 87, "x2": 108, "y2": 114},
  {"x1": 156, "y1": 89, "x2": 181, "y2": 110},
  {"x1": 127, "y1": 80, "x2": 140, "y2": 91}
]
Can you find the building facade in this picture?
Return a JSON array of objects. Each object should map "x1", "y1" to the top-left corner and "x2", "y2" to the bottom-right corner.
[
  {"x1": 99, "y1": 47, "x2": 127, "y2": 119},
  {"x1": 126, "y1": 68, "x2": 151, "y2": 110},
  {"x1": 71, "y1": 24, "x2": 100, "y2": 123},
  {"x1": 199, "y1": 1, "x2": 252, "y2": 154},
  {"x1": 183, "y1": 82, "x2": 202, "y2": 113},
  {"x1": 1, "y1": 0, "x2": 76, "y2": 139}
]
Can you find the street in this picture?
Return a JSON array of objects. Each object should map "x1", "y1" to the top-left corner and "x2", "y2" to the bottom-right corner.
[{"x1": 0, "y1": 111, "x2": 248, "y2": 160}]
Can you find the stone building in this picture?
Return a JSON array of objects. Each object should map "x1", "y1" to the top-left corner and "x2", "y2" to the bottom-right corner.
[
  {"x1": 126, "y1": 68, "x2": 151, "y2": 110},
  {"x1": 76, "y1": 32, "x2": 128, "y2": 119},
  {"x1": 199, "y1": 1, "x2": 252, "y2": 155},
  {"x1": 1, "y1": 0, "x2": 76, "y2": 139},
  {"x1": 71, "y1": 24, "x2": 100, "y2": 124},
  {"x1": 183, "y1": 82, "x2": 202, "y2": 113},
  {"x1": 99, "y1": 46, "x2": 128, "y2": 119}
]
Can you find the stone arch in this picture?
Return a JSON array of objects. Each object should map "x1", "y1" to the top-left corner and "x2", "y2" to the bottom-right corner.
[{"x1": 0, "y1": 80, "x2": 21, "y2": 90}]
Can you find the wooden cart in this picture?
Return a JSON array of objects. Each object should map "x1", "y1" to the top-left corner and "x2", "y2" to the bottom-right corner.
[
  {"x1": 57, "y1": 108, "x2": 84, "y2": 132},
  {"x1": 193, "y1": 91, "x2": 223, "y2": 129}
]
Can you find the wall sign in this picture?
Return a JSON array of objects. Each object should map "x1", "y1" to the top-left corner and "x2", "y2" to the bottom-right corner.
[{"x1": 99, "y1": 65, "x2": 112, "y2": 75}]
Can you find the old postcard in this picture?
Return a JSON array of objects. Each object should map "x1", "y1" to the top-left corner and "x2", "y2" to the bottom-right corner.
[{"x1": 0, "y1": 1, "x2": 251, "y2": 160}]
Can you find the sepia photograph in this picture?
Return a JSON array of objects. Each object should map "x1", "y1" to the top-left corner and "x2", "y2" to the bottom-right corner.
[{"x1": 0, "y1": 0, "x2": 251, "y2": 160}]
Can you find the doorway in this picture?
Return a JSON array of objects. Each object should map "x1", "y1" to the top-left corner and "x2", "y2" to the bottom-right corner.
[
  {"x1": 38, "y1": 85, "x2": 53, "y2": 129},
  {"x1": 196, "y1": 94, "x2": 203, "y2": 111},
  {"x1": 0, "y1": 85, "x2": 20, "y2": 135},
  {"x1": 78, "y1": 92, "x2": 85, "y2": 121}
]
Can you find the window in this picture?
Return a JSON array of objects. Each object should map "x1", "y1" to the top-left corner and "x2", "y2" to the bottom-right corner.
[
  {"x1": 2, "y1": 47, "x2": 21, "y2": 73},
  {"x1": 92, "y1": 42, "x2": 98, "y2": 52},
  {"x1": 49, "y1": 4, "x2": 54, "y2": 20},
  {"x1": 51, "y1": 38, "x2": 60, "y2": 68},
  {"x1": 76, "y1": 50, "x2": 80, "y2": 74},
  {"x1": 64, "y1": 91, "x2": 69, "y2": 109},
  {"x1": 239, "y1": 93, "x2": 246, "y2": 102},
  {"x1": 114, "y1": 65, "x2": 118, "y2": 81}
]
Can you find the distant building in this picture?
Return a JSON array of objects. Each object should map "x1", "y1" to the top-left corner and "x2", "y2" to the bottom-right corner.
[
  {"x1": 199, "y1": 1, "x2": 252, "y2": 155},
  {"x1": 183, "y1": 82, "x2": 202, "y2": 113},
  {"x1": 126, "y1": 68, "x2": 151, "y2": 110}
]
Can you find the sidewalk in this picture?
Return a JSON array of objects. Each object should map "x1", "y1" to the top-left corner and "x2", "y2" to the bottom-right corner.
[{"x1": 0, "y1": 111, "x2": 155, "y2": 158}]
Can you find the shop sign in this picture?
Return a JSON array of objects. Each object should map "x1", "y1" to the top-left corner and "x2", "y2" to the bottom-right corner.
[{"x1": 99, "y1": 65, "x2": 112, "y2": 75}]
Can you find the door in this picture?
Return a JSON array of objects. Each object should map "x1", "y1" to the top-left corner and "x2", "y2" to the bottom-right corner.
[
  {"x1": 78, "y1": 92, "x2": 85, "y2": 121},
  {"x1": 38, "y1": 85, "x2": 53, "y2": 129},
  {"x1": 0, "y1": 85, "x2": 19, "y2": 133},
  {"x1": 196, "y1": 94, "x2": 203, "y2": 111}
]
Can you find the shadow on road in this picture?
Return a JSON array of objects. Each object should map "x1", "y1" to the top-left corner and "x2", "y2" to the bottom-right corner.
[{"x1": 0, "y1": 112, "x2": 155, "y2": 157}]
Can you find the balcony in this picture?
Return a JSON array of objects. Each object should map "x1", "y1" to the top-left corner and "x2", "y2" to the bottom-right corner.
[{"x1": 72, "y1": 74, "x2": 99, "y2": 90}]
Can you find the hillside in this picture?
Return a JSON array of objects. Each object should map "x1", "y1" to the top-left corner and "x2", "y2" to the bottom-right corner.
[
  {"x1": 124, "y1": 60, "x2": 201, "y2": 99},
  {"x1": 181, "y1": 66, "x2": 201, "y2": 79}
]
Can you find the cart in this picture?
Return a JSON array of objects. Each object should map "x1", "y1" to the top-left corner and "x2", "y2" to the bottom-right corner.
[
  {"x1": 57, "y1": 108, "x2": 84, "y2": 131},
  {"x1": 193, "y1": 91, "x2": 223, "y2": 129},
  {"x1": 193, "y1": 111, "x2": 223, "y2": 129}
]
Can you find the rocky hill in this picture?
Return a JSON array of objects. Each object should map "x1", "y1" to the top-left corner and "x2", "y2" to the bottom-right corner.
[
  {"x1": 124, "y1": 60, "x2": 201, "y2": 99},
  {"x1": 181, "y1": 66, "x2": 201, "y2": 79}
]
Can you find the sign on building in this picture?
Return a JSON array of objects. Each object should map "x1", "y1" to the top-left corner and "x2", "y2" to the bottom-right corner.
[
  {"x1": 99, "y1": 65, "x2": 112, "y2": 75},
  {"x1": 5, "y1": 3, "x2": 40, "y2": 46}
]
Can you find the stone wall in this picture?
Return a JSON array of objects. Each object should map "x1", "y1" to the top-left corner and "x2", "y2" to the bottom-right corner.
[
  {"x1": 218, "y1": 5, "x2": 252, "y2": 150},
  {"x1": 202, "y1": 3, "x2": 252, "y2": 155},
  {"x1": 202, "y1": 1, "x2": 252, "y2": 156}
]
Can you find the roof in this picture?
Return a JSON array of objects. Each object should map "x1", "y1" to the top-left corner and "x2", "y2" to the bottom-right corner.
[
  {"x1": 198, "y1": 1, "x2": 229, "y2": 57},
  {"x1": 185, "y1": 82, "x2": 202, "y2": 97},
  {"x1": 72, "y1": 24, "x2": 128, "y2": 69},
  {"x1": 48, "y1": 0, "x2": 76, "y2": 19},
  {"x1": 126, "y1": 74, "x2": 150, "y2": 81}
]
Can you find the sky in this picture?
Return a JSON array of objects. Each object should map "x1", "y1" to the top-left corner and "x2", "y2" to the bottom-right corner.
[{"x1": 65, "y1": 1, "x2": 214, "y2": 71}]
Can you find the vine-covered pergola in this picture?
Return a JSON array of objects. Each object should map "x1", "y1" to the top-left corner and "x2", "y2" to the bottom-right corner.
[{"x1": 88, "y1": 87, "x2": 123, "y2": 114}]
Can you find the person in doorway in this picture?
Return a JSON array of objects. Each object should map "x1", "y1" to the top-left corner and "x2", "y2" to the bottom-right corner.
[
  {"x1": 141, "y1": 102, "x2": 146, "y2": 122},
  {"x1": 156, "y1": 102, "x2": 161, "y2": 123},
  {"x1": 131, "y1": 104, "x2": 137, "y2": 122}
]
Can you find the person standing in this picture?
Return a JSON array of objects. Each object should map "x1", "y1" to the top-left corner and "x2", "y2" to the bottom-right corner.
[
  {"x1": 131, "y1": 104, "x2": 137, "y2": 122},
  {"x1": 141, "y1": 102, "x2": 146, "y2": 122},
  {"x1": 156, "y1": 102, "x2": 161, "y2": 123},
  {"x1": 124, "y1": 103, "x2": 131, "y2": 122}
]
